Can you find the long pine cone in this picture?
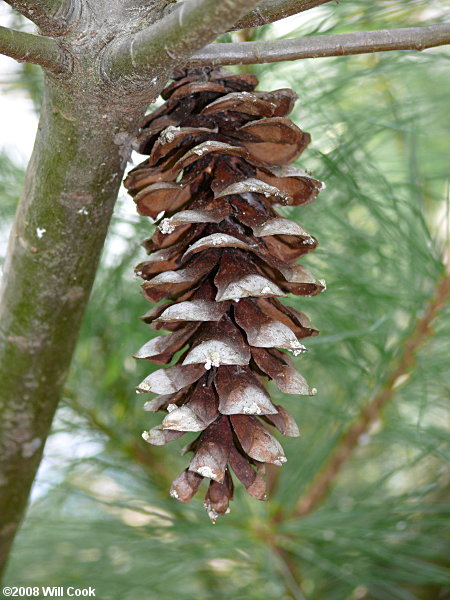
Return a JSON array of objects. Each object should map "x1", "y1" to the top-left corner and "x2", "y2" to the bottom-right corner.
[{"x1": 125, "y1": 67, "x2": 325, "y2": 522}]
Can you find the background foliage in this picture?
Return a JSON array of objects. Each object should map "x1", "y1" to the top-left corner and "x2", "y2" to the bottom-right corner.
[{"x1": 1, "y1": 2, "x2": 449, "y2": 599}]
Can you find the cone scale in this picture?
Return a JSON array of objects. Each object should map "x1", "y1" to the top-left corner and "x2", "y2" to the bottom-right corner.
[{"x1": 125, "y1": 67, "x2": 325, "y2": 521}]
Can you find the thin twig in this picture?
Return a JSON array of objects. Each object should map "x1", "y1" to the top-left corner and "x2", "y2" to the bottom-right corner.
[
  {"x1": 294, "y1": 268, "x2": 450, "y2": 518},
  {"x1": 103, "y1": 0, "x2": 262, "y2": 83},
  {"x1": 273, "y1": 545, "x2": 307, "y2": 600},
  {"x1": 252, "y1": 522, "x2": 306, "y2": 599},
  {"x1": 0, "y1": 25, "x2": 68, "y2": 73},
  {"x1": 232, "y1": 0, "x2": 333, "y2": 30},
  {"x1": 186, "y1": 23, "x2": 450, "y2": 66}
]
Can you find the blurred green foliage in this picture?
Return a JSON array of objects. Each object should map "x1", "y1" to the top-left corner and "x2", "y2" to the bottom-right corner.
[{"x1": 1, "y1": 2, "x2": 449, "y2": 599}]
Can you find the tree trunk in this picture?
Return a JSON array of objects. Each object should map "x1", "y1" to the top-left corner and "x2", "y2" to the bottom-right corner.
[
  {"x1": 0, "y1": 0, "x2": 267, "y2": 575},
  {"x1": 0, "y1": 75, "x2": 146, "y2": 574}
]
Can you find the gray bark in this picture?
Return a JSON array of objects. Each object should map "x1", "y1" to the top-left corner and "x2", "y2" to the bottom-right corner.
[
  {"x1": 0, "y1": 25, "x2": 68, "y2": 72},
  {"x1": 0, "y1": 1, "x2": 165, "y2": 577},
  {"x1": 0, "y1": 75, "x2": 149, "y2": 576},
  {"x1": 187, "y1": 23, "x2": 450, "y2": 66},
  {"x1": 232, "y1": 0, "x2": 332, "y2": 30},
  {"x1": 104, "y1": 0, "x2": 263, "y2": 86}
]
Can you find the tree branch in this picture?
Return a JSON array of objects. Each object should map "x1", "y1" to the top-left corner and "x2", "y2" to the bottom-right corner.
[
  {"x1": 186, "y1": 23, "x2": 450, "y2": 67},
  {"x1": 293, "y1": 267, "x2": 450, "y2": 519},
  {"x1": 0, "y1": 25, "x2": 68, "y2": 73},
  {"x1": 103, "y1": 0, "x2": 263, "y2": 83},
  {"x1": 3, "y1": 0, "x2": 77, "y2": 35},
  {"x1": 231, "y1": 0, "x2": 333, "y2": 31}
]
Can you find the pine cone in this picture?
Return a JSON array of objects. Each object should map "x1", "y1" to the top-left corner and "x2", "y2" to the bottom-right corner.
[{"x1": 125, "y1": 67, "x2": 325, "y2": 522}]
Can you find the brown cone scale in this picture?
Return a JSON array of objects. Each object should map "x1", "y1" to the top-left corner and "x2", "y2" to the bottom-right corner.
[{"x1": 125, "y1": 67, "x2": 325, "y2": 522}]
